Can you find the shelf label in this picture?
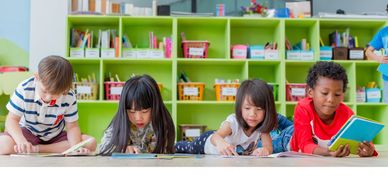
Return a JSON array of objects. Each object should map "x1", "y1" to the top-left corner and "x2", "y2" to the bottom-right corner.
[
  {"x1": 349, "y1": 50, "x2": 364, "y2": 59},
  {"x1": 111, "y1": 87, "x2": 123, "y2": 95},
  {"x1": 76, "y1": 86, "x2": 92, "y2": 94},
  {"x1": 189, "y1": 48, "x2": 204, "y2": 56},
  {"x1": 149, "y1": 50, "x2": 164, "y2": 59},
  {"x1": 137, "y1": 50, "x2": 149, "y2": 58},
  {"x1": 183, "y1": 87, "x2": 199, "y2": 96},
  {"x1": 291, "y1": 88, "x2": 306, "y2": 96},
  {"x1": 250, "y1": 49, "x2": 265, "y2": 58},
  {"x1": 70, "y1": 48, "x2": 84, "y2": 58},
  {"x1": 232, "y1": 49, "x2": 247, "y2": 58},
  {"x1": 85, "y1": 49, "x2": 100, "y2": 58},
  {"x1": 101, "y1": 49, "x2": 115, "y2": 58},
  {"x1": 185, "y1": 129, "x2": 201, "y2": 137},
  {"x1": 122, "y1": 49, "x2": 137, "y2": 58},
  {"x1": 222, "y1": 87, "x2": 237, "y2": 96},
  {"x1": 287, "y1": 51, "x2": 301, "y2": 60},
  {"x1": 366, "y1": 89, "x2": 381, "y2": 99},
  {"x1": 265, "y1": 50, "x2": 279, "y2": 59},
  {"x1": 300, "y1": 51, "x2": 314, "y2": 60}
]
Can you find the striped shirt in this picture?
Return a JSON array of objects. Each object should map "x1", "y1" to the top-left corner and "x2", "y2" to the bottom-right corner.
[{"x1": 6, "y1": 77, "x2": 78, "y2": 141}]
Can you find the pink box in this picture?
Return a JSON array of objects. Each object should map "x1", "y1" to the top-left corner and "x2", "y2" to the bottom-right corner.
[{"x1": 231, "y1": 45, "x2": 248, "y2": 59}]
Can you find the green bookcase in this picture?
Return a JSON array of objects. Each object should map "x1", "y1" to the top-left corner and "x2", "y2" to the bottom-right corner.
[{"x1": 66, "y1": 16, "x2": 388, "y2": 145}]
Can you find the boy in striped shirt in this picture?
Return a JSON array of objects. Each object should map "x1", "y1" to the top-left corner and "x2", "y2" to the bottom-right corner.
[{"x1": 0, "y1": 55, "x2": 96, "y2": 154}]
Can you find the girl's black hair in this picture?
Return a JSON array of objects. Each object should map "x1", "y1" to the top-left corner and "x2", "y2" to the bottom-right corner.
[
  {"x1": 99, "y1": 74, "x2": 175, "y2": 155},
  {"x1": 234, "y1": 79, "x2": 277, "y2": 133}
]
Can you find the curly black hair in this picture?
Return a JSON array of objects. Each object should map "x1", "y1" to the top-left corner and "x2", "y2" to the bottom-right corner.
[{"x1": 306, "y1": 61, "x2": 348, "y2": 92}]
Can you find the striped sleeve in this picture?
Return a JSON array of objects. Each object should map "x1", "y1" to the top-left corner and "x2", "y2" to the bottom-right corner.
[
  {"x1": 6, "y1": 83, "x2": 26, "y2": 117},
  {"x1": 63, "y1": 94, "x2": 79, "y2": 122}
]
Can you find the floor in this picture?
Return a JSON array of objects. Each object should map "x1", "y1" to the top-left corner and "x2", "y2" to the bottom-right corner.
[{"x1": 1, "y1": 146, "x2": 388, "y2": 167}]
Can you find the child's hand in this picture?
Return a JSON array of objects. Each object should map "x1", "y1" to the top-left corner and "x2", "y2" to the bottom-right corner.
[
  {"x1": 251, "y1": 147, "x2": 271, "y2": 156},
  {"x1": 216, "y1": 142, "x2": 238, "y2": 156},
  {"x1": 377, "y1": 56, "x2": 388, "y2": 64},
  {"x1": 14, "y1": 141, "x2": 38, "y2": 154},
  {"x1": 126, "y1": 146, "x2": 141, "y2": 154},
  {"x1": 329, "y1": 144, "x2": 350, "y2": 157},
  {"x1": 358, "y1": 141, "x2": 375, "y2": 157}
]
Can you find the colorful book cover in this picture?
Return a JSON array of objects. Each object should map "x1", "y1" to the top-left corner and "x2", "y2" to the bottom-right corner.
[{"x1": 328, "y1": 115, "x2": 384, "y2": 154}]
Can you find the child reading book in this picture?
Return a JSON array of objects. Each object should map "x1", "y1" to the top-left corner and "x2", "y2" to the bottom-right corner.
[
  {"x1": 175, "y1": 79, "x2": 289, "y2": 156},
  {"x1": 98, "y1": 75, "x2": 175, "y2": 155},
  {"x1": 290, "y1": 61, "x2": 378, "y2": 157},
  {"x1": 0, "y1": 55, "x2": 96, "y2": 155}
]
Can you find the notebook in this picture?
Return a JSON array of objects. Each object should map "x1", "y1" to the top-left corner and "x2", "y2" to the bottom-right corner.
[{"x1": 328, "y1": 115, "x2": 384, "y2": 154}]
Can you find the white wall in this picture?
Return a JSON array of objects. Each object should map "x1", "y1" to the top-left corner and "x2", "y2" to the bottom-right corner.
[{"x1": 29, "y1": 0, "x2": 68, "y2": 72}]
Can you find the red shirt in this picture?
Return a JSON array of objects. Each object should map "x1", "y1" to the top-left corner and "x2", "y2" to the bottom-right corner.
[{"x1": 291, "y1": 98, "x2": 356, "y2": 154}]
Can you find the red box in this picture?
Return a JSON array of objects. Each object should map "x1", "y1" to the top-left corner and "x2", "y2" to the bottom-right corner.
[
  {"x1": 181, "y1": 40, "x2": 210, "y2": 58},
  {"x1": 286, "y1": 83, "x2": 307, "y2": 101},
  {"x1": 104, "y1": 81, "x2": 125, "y2": 100}
]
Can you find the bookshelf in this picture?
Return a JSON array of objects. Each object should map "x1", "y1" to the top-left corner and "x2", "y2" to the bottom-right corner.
[{"x1": 66, "y1": 15, "x2": 388, "y2": 145}]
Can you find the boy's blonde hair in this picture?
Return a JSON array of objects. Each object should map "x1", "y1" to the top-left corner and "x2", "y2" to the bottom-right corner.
[{"x1": 38, "y1": 55, "x2": 73, "y2": 94}]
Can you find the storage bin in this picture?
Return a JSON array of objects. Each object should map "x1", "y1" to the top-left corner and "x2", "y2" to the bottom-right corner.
[
  {"x1": 214, "y1": 83, "x2": 239, "y2": 101},
  {"x1": 182, "y1": 40, "x2": 210, "y2": 58},
  {"x1": 179, "y1": 124, "x2": 207, "y2": 142},
  {"x1": 72, "y1": 82, "x2": 98, "y2": 100},
  {"x1": 333, "y1": 47, "x2": 348, "y2": 60},
  {"x1": 178, "y1": 82, "x2": 205, "y2": 100},
  {"x1": 231, "y1": 45, "x2": 248, "y2": 59},
  {"x1": 104, "y1": 81, "x2": 125, "y2": 100},
  {"x1": 320, "y1": 46, "x2": 332, "y2": 60},
  {"x1": 349, "y1": 47, "x2": 365, "y2": 60},
  {"x1": 286, "y1": 83, "x2": 307, "y2": 101},
  {"x1": 249, "y1": 45, "x2": 265, "y2": 59}
]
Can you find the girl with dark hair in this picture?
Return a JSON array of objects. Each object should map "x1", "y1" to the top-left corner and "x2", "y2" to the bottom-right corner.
[
  {"x1": 98, "y1": 75, "x2": 175, "y2": 156},
  {"x1": 175, "y1": 79, "x2": 293, "y2": 156}
]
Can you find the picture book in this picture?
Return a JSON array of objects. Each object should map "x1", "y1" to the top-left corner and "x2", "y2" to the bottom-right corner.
[
  {"x1": 111, "y1": 153, "x2": 199, "y2": 160},
  {"x1": 11, "y1": 138, "x2": 95, "y2": 157},
  {"x1": 328, "y1": 115, "x2": 384, "y2": 154}
]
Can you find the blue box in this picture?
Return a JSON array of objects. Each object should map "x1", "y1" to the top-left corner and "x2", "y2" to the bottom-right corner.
[
  {"x1": 320, "y1": 46, "x2": 332, "y2": 60},
  {"x1": 366, "y1": 88, "x2": 381, "y2": 103},
  {"x1": 249, "y1": 45, "x2": 265, "y2": 59}
]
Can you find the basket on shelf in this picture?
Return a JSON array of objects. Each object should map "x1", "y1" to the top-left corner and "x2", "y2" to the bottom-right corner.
[
  {"x1": 181, "y1": 40, "x2": 210, "y2": 58},
  {"x1": 286, "y1": 83, "x2": 307, "y2": 101},
  {"x1": 104, "y1": 81, "x2": 125, "y2": 100},
  {"x1": 72, "y1": 82, "x2": 98, "y2": 100},
  {"x1": 178, "y1": 82, "x2": 205, "y2": 101},
  {"x1": 179, "y1": 124, "x2": 207, "y2": 142},
  {"x1": 214, "y1": 83, "x2": 240, "y2": 101}
]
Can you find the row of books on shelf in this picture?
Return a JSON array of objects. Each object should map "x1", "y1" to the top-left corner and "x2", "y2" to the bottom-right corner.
[
  {"x1": 70, "y1": 0, "x2": 154, "y2": 16},
  {"x1": 70, "y1": 29, "x2": 172, "y2": 58}
]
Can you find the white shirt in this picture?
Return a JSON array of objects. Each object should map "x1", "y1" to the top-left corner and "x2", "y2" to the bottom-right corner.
[{"x1": 204, "y1": 114, "x2": 261, "y2": 154}]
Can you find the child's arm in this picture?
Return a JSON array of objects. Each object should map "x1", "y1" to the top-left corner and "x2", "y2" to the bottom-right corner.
[
  {"x1": 252, "y1": 132, "x2": 272, "y2": 156},
  {"x1": 5, "y1": 112, "x2": 35, "y2": 153},
  {"x1": 66, "y1": 121, "x2": 89, "y2": 153},
  {"x1": 210, "y1": 122, "x2": 238, "y2": 156},
  {"x1": 365, "y1": 46, "x2": 388, "y2": 63}
]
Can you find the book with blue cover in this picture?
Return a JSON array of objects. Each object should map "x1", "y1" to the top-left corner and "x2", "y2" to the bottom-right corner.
[{"x1": 328, "y1": 115, "x2": 384, "y2": 154}]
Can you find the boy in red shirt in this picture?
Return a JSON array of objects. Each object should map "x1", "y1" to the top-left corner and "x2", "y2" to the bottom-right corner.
[{"x1": 290, "y1": 61, "x2": 377, "y2": 157}]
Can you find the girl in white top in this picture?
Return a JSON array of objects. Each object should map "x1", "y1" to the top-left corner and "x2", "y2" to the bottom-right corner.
[{"x1": 175, "y1": 79, "x2": 278, "y2": 156}]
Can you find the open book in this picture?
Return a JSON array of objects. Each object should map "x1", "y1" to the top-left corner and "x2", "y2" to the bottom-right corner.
[
  {"x1": 328, "y1": 115, "x2": 384, "y2": 154},
  {"x1": 222, "y1": 151, "x2": 322, "y2": 158},
  {"x1": 11, "y1": 138, "x2": 94, "y2": 157}
]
